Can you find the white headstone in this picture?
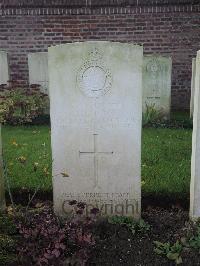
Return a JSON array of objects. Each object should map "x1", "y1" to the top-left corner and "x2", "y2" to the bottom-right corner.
[
  {"x1": 190, "y1": 58, "x2": 196, "y2": 118},
  {"x1": 143, "y1": 55, "x2": 172, "y2": 117},
  {"x1": 190, "y1": 51, "x2": 200, "y2": 220},
  {"x1": 49, "y1": 41, "x2": 143, "y2": 218},
  {"x1": 28, "y1": 52, "x2": 49, "y2": 94},
  {"x1": 0, "y1": 51, "x2": 9, "y2": 85}
]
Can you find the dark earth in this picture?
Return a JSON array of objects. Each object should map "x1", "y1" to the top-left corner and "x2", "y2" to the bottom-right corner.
[
  {"x1": 89, "y1": 207, "x2": 200, "y2": 266},
  {"x1": 2, "y1": 194, "x2": 200, "y2": 266}
]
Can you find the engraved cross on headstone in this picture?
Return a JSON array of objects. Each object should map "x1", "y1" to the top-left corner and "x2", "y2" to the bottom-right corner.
[{"x1": 79, "y1": 134, "x2": 114, "y2": 189}]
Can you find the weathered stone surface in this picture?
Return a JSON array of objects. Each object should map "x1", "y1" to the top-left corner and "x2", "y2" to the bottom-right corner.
[
  {"x1": 143, "y1": 55, "x2": 172, "y2": 117},
  {"x1": 190, "y1": 58, "x2": 196, "y2": 117},
  {"x1": 0, "y1": 51, "x2": 9, "y2": 85},
  {"x1": 28, "y1": 52, "x2": 49, "y2": 94},
  {"x1": 190, "y1": 50, "x2": 200, "y2": 220},
  {"x1": 49, "y1": 41, "x2": 143, "y2": 218}
]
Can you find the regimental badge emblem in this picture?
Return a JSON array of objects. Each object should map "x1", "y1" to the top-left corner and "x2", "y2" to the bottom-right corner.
[{"x1": 77, "y1": 48, "x2": 112, "y2": 98}]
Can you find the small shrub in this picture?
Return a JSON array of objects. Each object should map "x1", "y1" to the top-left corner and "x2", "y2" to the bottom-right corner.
[
  {"x1": 0, "y1": 85, "x2": 49, "y2": 125},
  {"x1": 0, "y1": 215, "x2": 17, "y2": 235},
  {"x1": 0, "y1": 215, "x2": 18, "y2": 265},
  {"x1": 187, "y1": 223, "x2": 200, "y2": 250},
  {"x1": 0, "y1": 234, "x2": 16, "y2": 251},
  {"x1": 154, "y1": 240, "x2": 183, "y2": 265},
  {"x1": 0, "y1": 235, "x2": 17, "y2": 265},
  {"x1": 169, "y1": 112, "x2": 193, "y2": 129},
  {"x1": 16, "y1": 202, "x2": 96, "y2": 265},
  {"x1": 108, "y1": 216, "x2": 150, "y2": 235},
  {"x1": 142, "y1": 103, "x2": 164, "y2": 126}
]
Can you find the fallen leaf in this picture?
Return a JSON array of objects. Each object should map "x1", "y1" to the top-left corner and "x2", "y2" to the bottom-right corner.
[{"x1": 61, "y1": 172, "x2": 69, "y2": 177}]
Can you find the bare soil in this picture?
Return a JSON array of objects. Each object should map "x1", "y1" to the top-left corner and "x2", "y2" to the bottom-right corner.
[{"x1": 89, "y1": 207, "x2": 200, "y2": 266}]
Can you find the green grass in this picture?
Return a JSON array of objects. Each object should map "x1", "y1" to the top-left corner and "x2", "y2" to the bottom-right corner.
[
  {"x1": 142, "y1": 128, "x2": 192, "y2": 198},
  {"x1": 2, "y1": 125, "x2": 192, "y2": 198},
  {"x1": 2, "y1": 125, "x2": 52, "y2": 192}
]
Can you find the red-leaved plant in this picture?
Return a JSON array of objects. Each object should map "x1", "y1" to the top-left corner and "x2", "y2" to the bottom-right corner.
[{"x1": 15, "y1": 202, "x2": 97, "y2": 266}]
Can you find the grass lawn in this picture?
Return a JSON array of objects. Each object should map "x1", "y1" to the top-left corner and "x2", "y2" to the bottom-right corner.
[
  {"x1": 142, "y1": 128, "x2": 191, "y2": 199},
  {"x1": 2, "y1": 126, "x2": 52, "y2": 192},
  {"x1": 2, "y1": 125, "x2": 192, "y2": 199}
]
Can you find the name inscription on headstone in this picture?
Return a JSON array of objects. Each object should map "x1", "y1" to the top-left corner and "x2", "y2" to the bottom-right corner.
[{"x1": 62, "y1": 192, "x2": 140, "y2": 216}]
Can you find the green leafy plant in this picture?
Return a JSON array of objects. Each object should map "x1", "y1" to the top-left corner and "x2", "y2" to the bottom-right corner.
[
  {"x1": 142, "y1": 103, "x2": 164, "y2": 126},
  {"x1": 0, "y1": 234, "x2": 17, "y2": 265},
  {"x1": 108, "y1": 216, "x2": 150, "y2": 235},
  {"x1": 137, "y1": 219, "x2": 151, "y2": 233},
  {"x1": 0, "y1": 215, "x2": 18, "y2": 265},
  {"x1": 188, "y1": 223, "x2": 200, "y2": 249},
  {"x1": 154, "y1": 240, "x2": 183, "y2": 265},
  {"x1": 0, "y1": 85, "x2": 49, "y2": 125},
  {"x1": 0, "y1": 215, "x2": 17, "y2": 235}
]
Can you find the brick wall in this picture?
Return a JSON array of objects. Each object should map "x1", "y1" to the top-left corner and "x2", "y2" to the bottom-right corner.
[{"x1": 0, "y1": 1, "x2": 199, "y2": 110}]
